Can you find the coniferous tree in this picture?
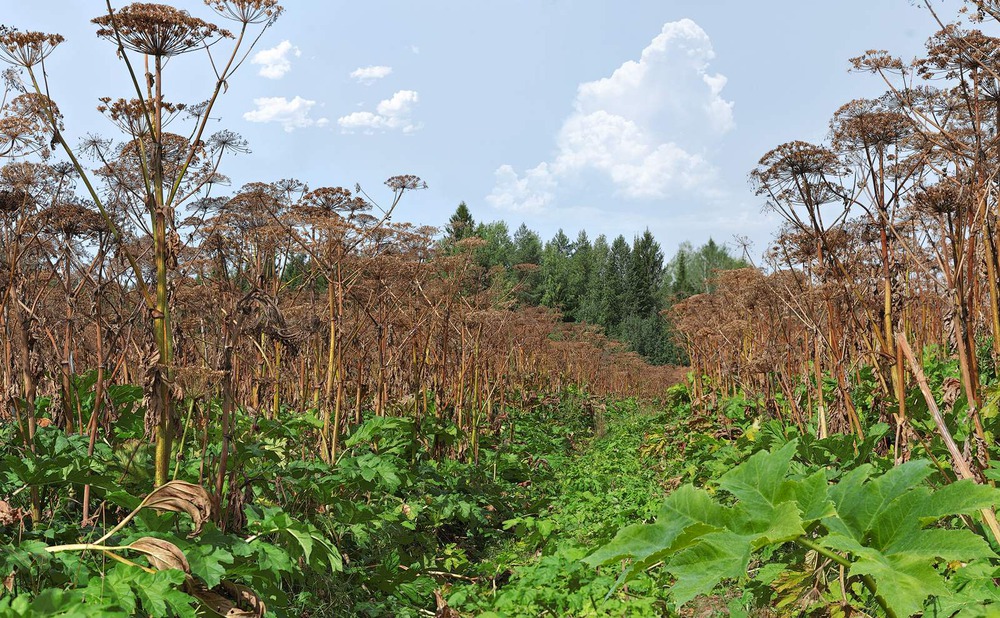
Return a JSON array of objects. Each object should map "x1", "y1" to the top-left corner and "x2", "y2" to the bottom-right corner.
[
  {"x1": 445, "y1": 201, "x2": 475, "y2": 243},
  {"x1": 541, "y1": 229, "x2": 574, "y2": 314},
  {"x1": 577, "y1": 234, "x2": 609, "y2": 324},
  {"x1": 512, "y1": 223, "x2": 544, "y2": 304},
  {"x1": 601, "y1": 235, "x2": 632, "y2": 328},
  {"x1": 566, "y1": 230, "x2": 593, "y2": 319},
  {"x1": 473, "y1": 220, "x2": 513, "y2": 270},
  {"x1": 624, "y1": 229, "x2": 664, "y2": 318},
  {"x1": 512, "y1": 223, "x2": 543, "y2": 265}
]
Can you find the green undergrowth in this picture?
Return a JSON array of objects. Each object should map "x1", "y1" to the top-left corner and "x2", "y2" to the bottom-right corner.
[
  {"x1": 0, "y1": 385, "x2": 681, "y2": 617},
  {"x1": 11, "y1": 361, "x2": 1000, "y2": 617},
  {"x1": 445, "y1": 397, "x2": 680, "y2": 617},
  {"x1": 586, "y1": 365, "x2": 1000, "y2": 618}
]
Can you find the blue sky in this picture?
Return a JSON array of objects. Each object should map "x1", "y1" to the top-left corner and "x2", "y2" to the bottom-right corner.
[{"x1": 4, "y1": 0, "x2": 964, "y2": 259}]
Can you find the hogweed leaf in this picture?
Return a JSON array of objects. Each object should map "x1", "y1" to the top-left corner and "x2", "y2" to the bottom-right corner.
[
  {"x1": 666, "y1": 530, "x2": 756, "y2": 607},
  {"x1": 141, "y1": 481, "x2": 212, "y2": 537},
  {"x1": 129, "y1": 537, "x2": 191, "y2": 573},
  {"x1": 717, "y1": 440, "x2": 797, "y2": 512}
]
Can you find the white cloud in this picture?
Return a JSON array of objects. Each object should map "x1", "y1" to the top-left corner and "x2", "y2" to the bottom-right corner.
[
  {"x1": 488, "y1": 164, "x2": 556, "y2": 213},
  {"x1": 337, "y1": 90, "x2": 421, "y2": 134},
  {"x1": 350, "y1": 65, "x2": 393, "y2": 85},
  {"x1": 251, "y1": 40, "x2": 300, "y2": 79},
  {"x1": 487, "y1": 19, "x2": 734, "y2": 213},
  {"x1": 243, "y1": 96, "x2": 329, "y2": 132}
]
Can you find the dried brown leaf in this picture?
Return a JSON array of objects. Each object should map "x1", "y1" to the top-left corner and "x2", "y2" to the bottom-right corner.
[
  {"x1": 187, "y1": 579, "x2": 266, "y2": 617},
  {"x1": 142, "y1": 480, "x2": 212, "y2": 537},
  {"x1": 129, "y1": 536, "x2": 191, "y2": 573},
  {"x1": 0, "y1": 500, "x2": 20, "y2": 526}
]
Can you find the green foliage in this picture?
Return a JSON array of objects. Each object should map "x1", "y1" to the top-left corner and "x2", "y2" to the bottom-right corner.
[
  {"x1": 588, "y1": 440, "x2": 1000, "y2": 616},
  {"x1": 444, "y1": 201, "x2": 475, "y2": 244},
  {"x1": 448, "y1": 204, "x2": 748, "y2": 364}
]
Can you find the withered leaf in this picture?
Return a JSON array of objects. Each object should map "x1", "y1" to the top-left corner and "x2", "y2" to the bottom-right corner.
[
  {"x1": 0, "y1": 500, "x2": 20, "y2": 526},
  {"x1": 187, "y1": 579, "x2": 266, "y2": 617},
  {"x1": 141, "y1": 480, "x2": 212, "y2": 537},
  {"x1": 129, "y1": 536, "x2": 191, "y2": 573}
]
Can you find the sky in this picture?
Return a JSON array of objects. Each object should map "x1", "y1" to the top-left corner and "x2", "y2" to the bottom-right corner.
[{"x1": 2, "y1": 0, "x2": 970, "y2": 260}]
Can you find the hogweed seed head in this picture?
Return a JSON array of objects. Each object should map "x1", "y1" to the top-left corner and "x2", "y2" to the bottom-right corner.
[
  {"x1": 0, "y1": 28, "x2": 64, "y2": 68},
  {"x1": 93, "y1": 3, "x2": 231, "y2": 57},
  {"x1": 204, "y1": 0, "x2": 284, "y2": 26}
]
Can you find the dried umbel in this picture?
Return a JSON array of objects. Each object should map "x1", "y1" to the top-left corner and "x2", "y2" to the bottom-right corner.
[
  {"x1": 912, "y1": 180, "x2": 968, "y2": 215},
  {"x1": 106, "y1": 132, "x2": 207, "y2": 193},
  {"x1": 0, "y1": 28, "x2": 64, "y2": 68},
  {"x1": 751, "y1": 141, "x2": 844, "y2": 215},
  {"x1": 0, "y1": 93, "x2": 63, "y2": 159},
  {"x1": 385, "y1": 174, "x2": 427, "y2": 191},
  {"x1": 205, "y1": 0, "x2": 284, "y2": 26},
  {"x1": 207, "y1": 129, "x2": 250, "y2": 155},
  {"x1": 849, "y1": 49, "x2": 905, "y2": 73},
  {"x1": 0, "y1": 188, "x2": 28, "y2": 213},
  {"x1": 97, "y1": 97, "x2": 186, "y2": 137},
  {"x1": 93, "y1": 3, "x2": 231, "y2": 57},
  {"x1": 830, "y1": 98, "x2": 912, "y2": 152},
  {"x1": 917, "y1": 26, "x2": 1000, "y2": 80},
  {"x1": 31, "y1": 201, "x2": 109, "y2": 238},
  {"x1": 752, "y1": 141, "x2": 842, "y2": 189},
  {"x1": 295, "y1": 186, "x2": 355, "y2": 219}
]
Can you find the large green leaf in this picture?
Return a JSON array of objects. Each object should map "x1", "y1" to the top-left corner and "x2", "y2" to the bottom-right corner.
[
  {"x1": 717, "y1": 441, "x2": 797, "y2": 512},
  {"x1": 591, "y1": 438, "x2": 1000, "y2": 616},
  {"x1": 665, "y1": 530, "x2": 754, "y2": 606}
]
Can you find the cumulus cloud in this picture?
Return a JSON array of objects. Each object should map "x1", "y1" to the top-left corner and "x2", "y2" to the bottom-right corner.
[
  {"x1": 350, "y1": 65, "x2": 393, "y2": 85},
  {"x1": 337, "y1": 90, "x2": 421, "y2": 134},
  {"x1": 251, "y1": 40, "x2": 300, "y2": 79},
  {"x1": 243, "y1": 96, "x2": 329, "y2": 132},
  {"x1": 489, "y1": 163, "x2": 557, "y2": 213},
  {"x1": 487, "y1": 19, "x2": 734, "y2": 213}
]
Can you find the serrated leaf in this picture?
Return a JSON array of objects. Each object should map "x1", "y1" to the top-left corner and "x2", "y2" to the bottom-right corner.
[
  {"x1": 794, "y1": 469, "x2": 835, "y2": 523},
  {"x1": 85, "y1": 564, "x2": 137, "y2": 614},
  {"x1": 583, "y1": 520, "x2": 698, "y2": 567},
  {"x1": 884, "y1": 528, "x2": 995, "y2": 562},
  {"x1": 924, "y1": 480, "x2": 1000, "y2": 521},
  {"x1": 185, "y1": 543, "x2": 233, "y2": 589},
  {"x1": 748, "y1": 501, "x2": 805, "y2": 547},
  {"x1": 131, "y1": 569, "x2": 195, "y2": 618},
  {"x1": 717, "y1": 441, "x2": 797, "y2": 511},
  {"x1": 849, "y1": 551, "x2": 951, "y2": 618},
  {"x1": 585, "y1": 483, "x2": 729, "y2": 584},
  {"x1": 666, "y1": 530, "x2": 754, "y2": 607}
]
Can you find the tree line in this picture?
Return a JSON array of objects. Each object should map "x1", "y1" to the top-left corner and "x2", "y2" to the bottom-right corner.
[{"x1": 440, "y1": 201, "x2": 749, "y2": 364}]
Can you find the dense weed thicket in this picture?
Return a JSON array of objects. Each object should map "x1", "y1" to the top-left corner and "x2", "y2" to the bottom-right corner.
[
  {"x1": 589, "y1": 0, "x2": 1000, "y2": 615},
  {"x1": 0, "y1": 2, "x2": 680, "y2": 616},
  {"x1": 10, "y1": 0, "x2": 1000, "y2": 616}
]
